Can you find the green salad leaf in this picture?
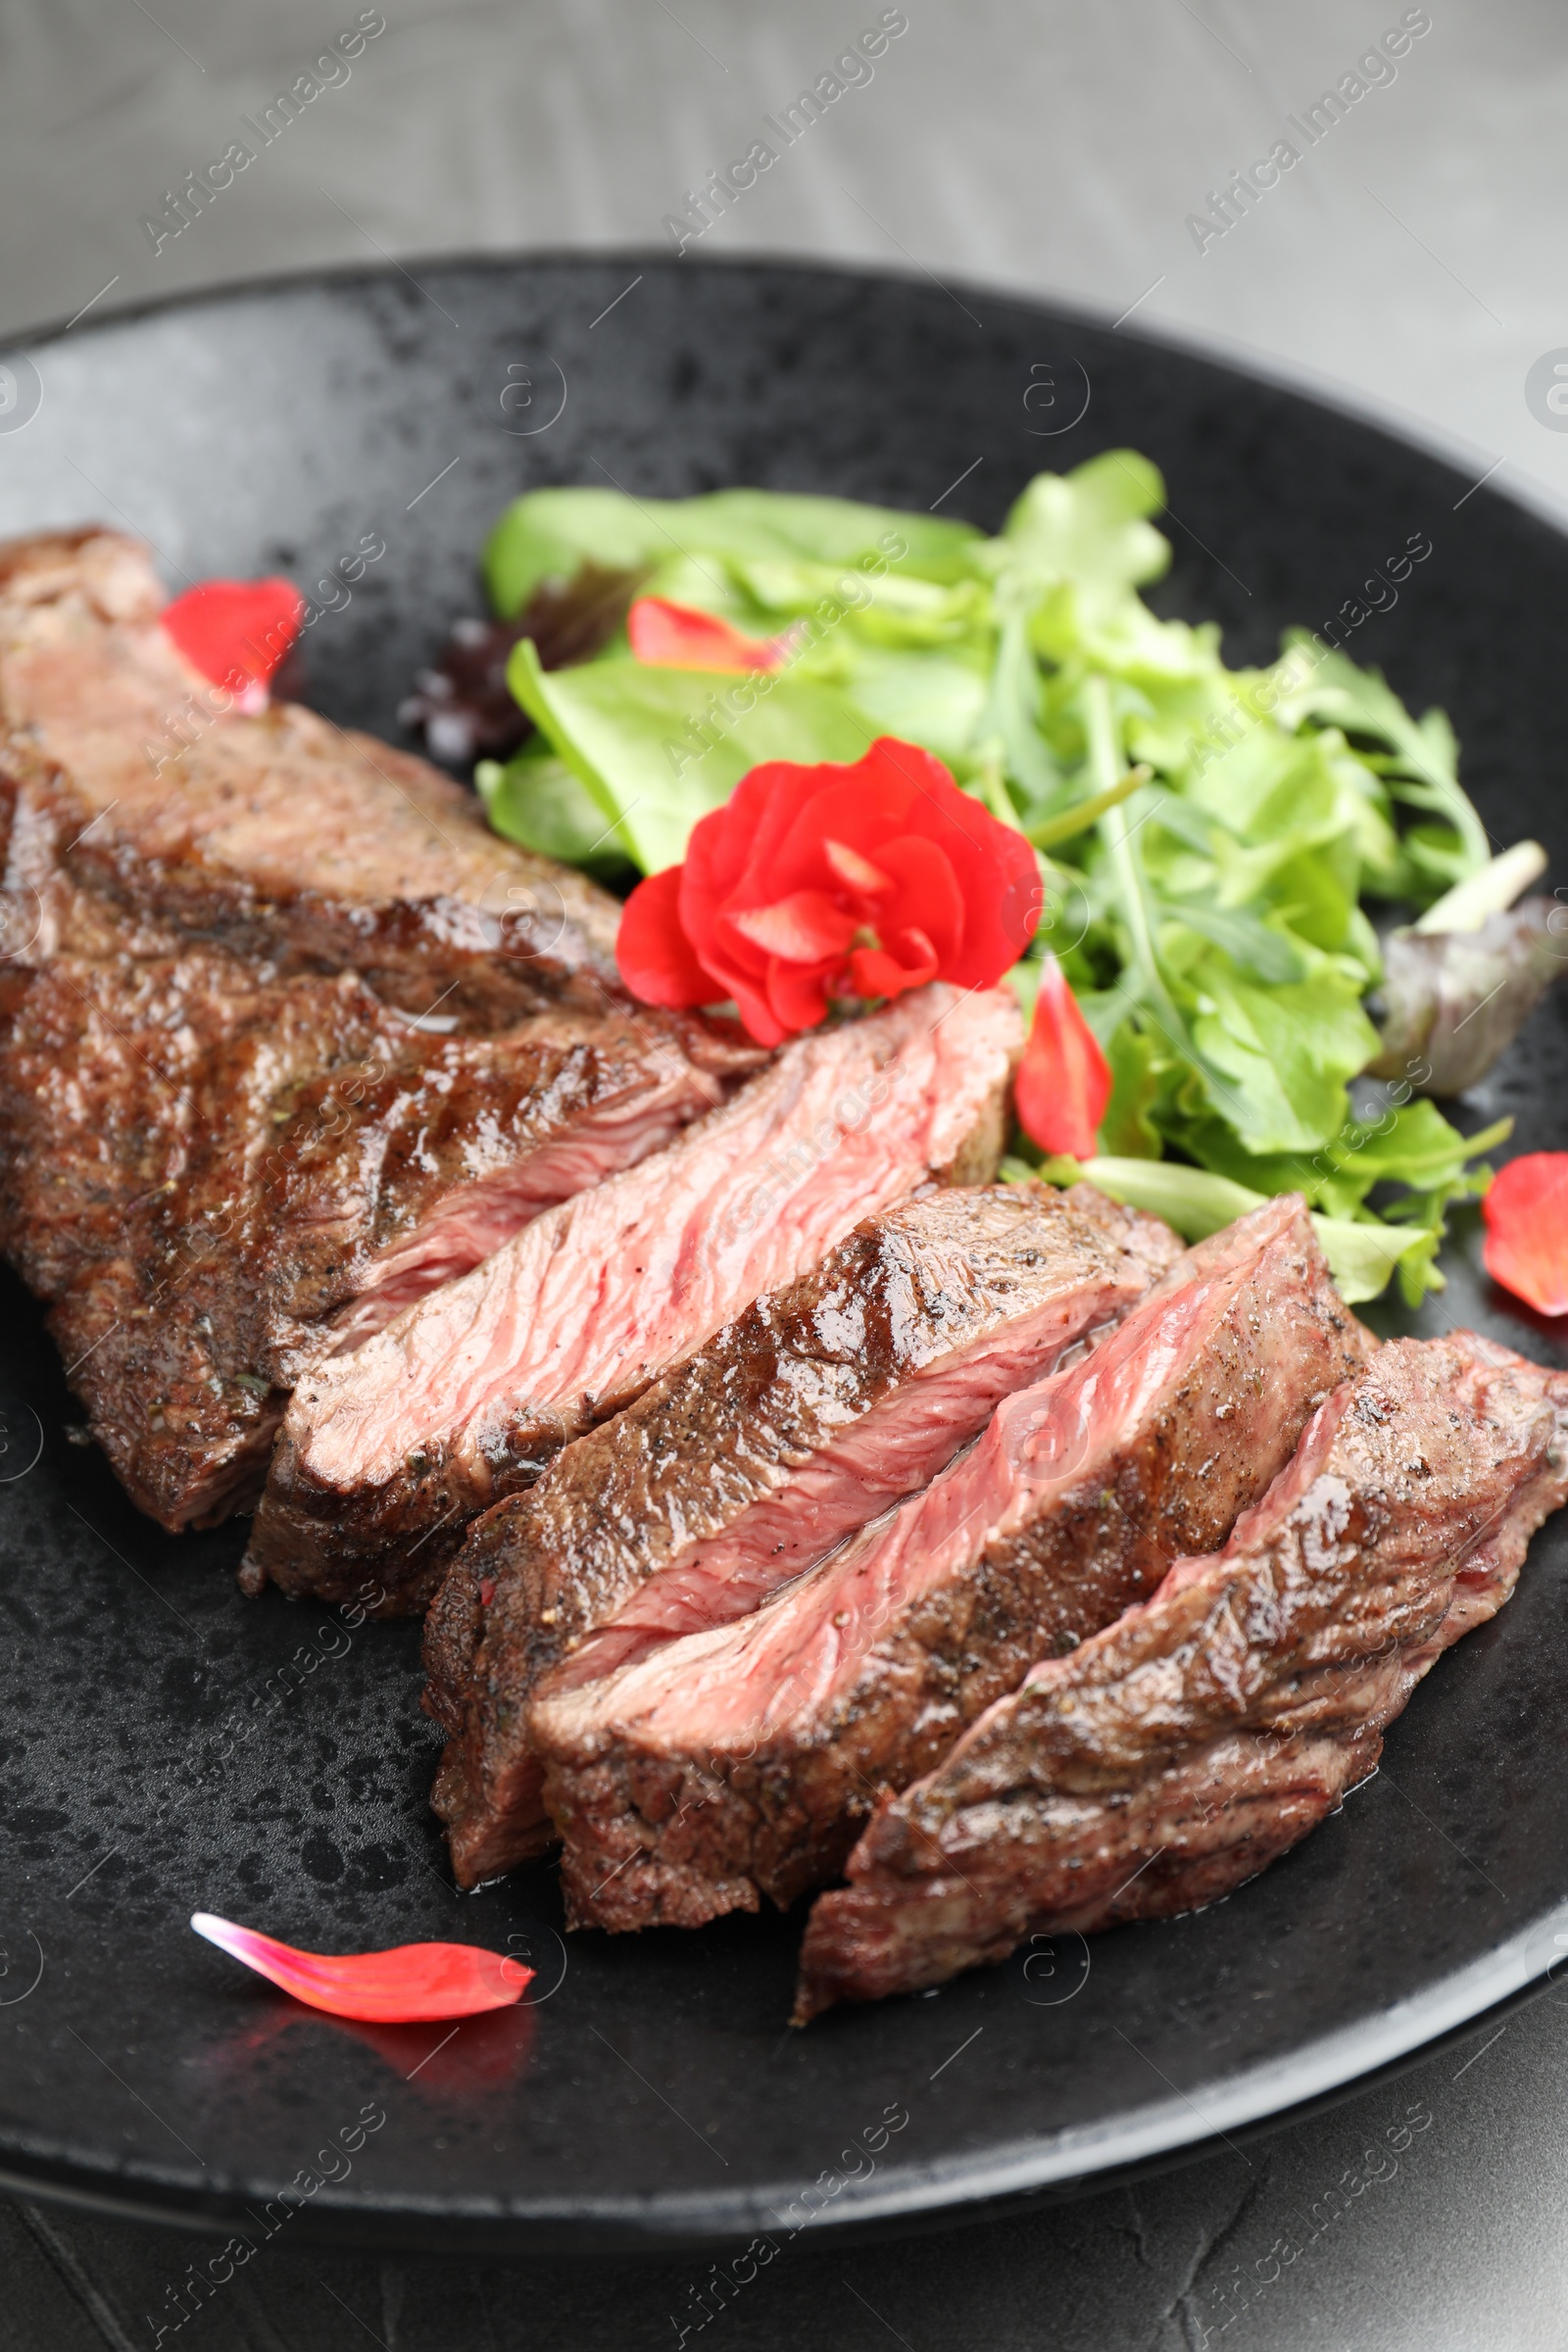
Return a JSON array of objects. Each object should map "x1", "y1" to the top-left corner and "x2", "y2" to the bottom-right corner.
[
  {"x1": 483, "y1": 486, "x2": 979, "y2": 616},
  {"x1": 508, "y1": 640, "x2": 871, "y2": 875},
  {"x1": 475, "y1": 746, "x2": 632, "y2": 875},
  {"x1": 1012, "y1": 1151, "x2": 1480, "y2": 1307},
  {"x1": 466, "y1": 460, "x2": 1514, "y2": 1302}
]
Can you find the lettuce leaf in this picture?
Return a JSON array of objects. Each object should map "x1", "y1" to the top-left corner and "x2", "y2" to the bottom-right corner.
[
  {"x1": 509, "y1": 640, "x2": 870, "y2": 873},
  {"x1": 484, "y1": 487, "x2": 979, "y2": 616},
  {"x1": 1017, "y1": 1152, "x2": 1446, "y2": 1306},
  {"x1": 1187, "y1": 954, "x2": 1381, "y2": 1154},
  {"x1": 475, "y1": 746, "x2": 634, "y2": 874}
]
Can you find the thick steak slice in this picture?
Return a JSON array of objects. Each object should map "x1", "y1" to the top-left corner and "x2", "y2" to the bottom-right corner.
[
  {"x1": 255, "y1": 1009, "x2": 755, "y2": 1367},
  {"x1": 534, "y1": 1196, "x2": 1368, "y2": 1932},
  {"x1": 0, "y1": 943, "x2": 741, "y2": 1529},
  {"x1": 0, "y1": 529, "x2": 621, "y2": 1020},
  {"x1": 247, "y1": 983, "x2": 1022, "y2": 1613},
  {"x1": 797, "y1": 1332, "x2": 1568, "y2": 2017},
  {"x1": 426, "y1": 1183, "x2": 1183, "y2": 1886}
]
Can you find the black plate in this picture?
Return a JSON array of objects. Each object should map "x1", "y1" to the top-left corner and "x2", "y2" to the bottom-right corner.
[{"x1": 2, "y1": 257, "x2": 1568, "y2": 2257}]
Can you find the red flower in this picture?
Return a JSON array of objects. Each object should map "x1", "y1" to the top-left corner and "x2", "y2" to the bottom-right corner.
[
  {"x1": 1482, "y1": 1152, "x2": 1568, "y2": 1315},
  {"x1": 616, "y1": 739, "x2": 1043, "y2": 1047},
  {"x1": 162, "y1": 577, "x2": 306, "y2": 713},
  {"x1": 1014, "y1": 954, "x2": 1112, "y2": 1160},
  {"x1": 627, "y1": 596, "x2": 793, "y2": 672}
]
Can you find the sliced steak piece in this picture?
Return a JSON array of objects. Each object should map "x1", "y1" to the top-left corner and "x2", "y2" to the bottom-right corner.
[
  {"x1": 257, "y1": 1007, "x2": 757, "y2": 1367},
  {"x1": 0, "y1": 942, "x2": 742, "y2": 1529},
  {"x1": 247, "y1": 982, "x2": 1023, "y2": 1614},
  {"x1": 533, "y1": 1196, "x2": 1369, "y2": 1933},
  {"x1": 426, "y1": 1182, "x2": 1183, "y2": 1886},
  {"x1": 0, "y1": 528, "x2": 621, "y2": 1020},
  {"x1": 797, "y1": 1331, "x2": 1568, "y2": 2017}
]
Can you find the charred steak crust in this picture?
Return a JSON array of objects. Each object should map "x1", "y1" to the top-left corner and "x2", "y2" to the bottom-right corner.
[
  {"x1": 534, "y1": 1196, "x2": 1369, "y2": 1935},
  {"x1": 246, "y1": 984, "x2": 1023, "y2": 1614},
  {"x1": 0, "y1": 528, "x2": 622, "y2": 1020},
  {"x1": 2, "y1": 948, "x2": 387, "y2": 1526},
  {"x1": 796, "y1": 1332, "x2": 1568, "y2": 2018},
  {"x1": 425, "y1": 1183, "x2": 1183, "y2": 1886},
  {"x1": 0, "y1": 939, "x2": 738, "y2": 1529}
]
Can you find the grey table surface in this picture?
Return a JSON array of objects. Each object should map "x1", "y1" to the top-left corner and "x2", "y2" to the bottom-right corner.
[{"x1": 3, "y1": 2, "x2": 1567, "y2": 2345}]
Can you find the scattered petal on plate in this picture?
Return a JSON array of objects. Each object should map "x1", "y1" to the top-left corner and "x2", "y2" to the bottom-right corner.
[
  {"x1": 1481, "y1": 1152, "x2": 1568, "y2": 1316},
  {"x1": 161, "y1": 578, "x2": 306, "y2": 712},
  {"x1": 191, "y1": 1913, "x2": 531, "y2": 2022}
]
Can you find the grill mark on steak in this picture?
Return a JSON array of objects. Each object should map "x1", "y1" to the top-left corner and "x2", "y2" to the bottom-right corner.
[
  {"x1": 533, "y1": 1197, "x2": 1370, "y2": 1933},
  {"x1": 0, "y1": 936, "x2": 745, "y2": 1529},
  {"x1": 796, "y1": 1331, "x2": 1568, "y2": 2018},
  {"x1": 247, "y1": 983, "x2": 1023, "y2": 1614},
  {"x1": 425, "y1": 1183, "x2": 1183, "y2": 1886},
  {"x1": 0, "y1": 528, "x2": 622, "y2": 1022}
]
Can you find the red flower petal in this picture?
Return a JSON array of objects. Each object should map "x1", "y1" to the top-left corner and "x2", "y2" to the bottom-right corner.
[
  {"x1": 768, "y1": 742, "x2": 1040, "y2": 984},
  {"x1": 1014, "y1": 956, "x2": 1112, "y2": 1160},
  {"x1": 191, "y1": 1913, "x2": 529, "y2": 2023},
  {"x1": 724, "y1": 891, "x2": 858, "y2": 963},
  {"x1": 863, "y1": 835, "x2": 966, "y2": 970},
  {"x1": 821, "y1": 836, "x2": 893, "y2": 896},
  {"x1": 1481, "y1": 1152, "x2": 1568, "y2": 1316},
  {"x1": 700, "y1": 760, "x2": 828, "y2": 910},
  {"x1": 679, "y1": 764, "x2": 844, "y2": 1040},
  {"x1": 161, "y1": 578, "x2": 305, "y2": 710},
  {"x1": 617, "y1": 864, "x2": 718, "y2": 1007},
  {"x1": 849, "y1": 926, "x2": 940, "y2": 1002},
  {"x1": 627, "y1": 598, "x2": 791, "y2": 672},
  {"x1": 726, "y1": 972, "x2": 790, "y2": 1050},
  {"x1": 766, "y1": 955, "x2": 840, "y2": 1037}
]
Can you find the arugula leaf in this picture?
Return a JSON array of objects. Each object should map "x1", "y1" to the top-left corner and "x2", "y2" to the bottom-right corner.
[
  {"x1": 1154, "y1": 1099, "x2": 1508, "y2": 1306},
  {"x1": 988, "y1": 450, "x2": 1170, "y2": 614},
  {"x1": 1161, "y1": 901, "x2": 1307, "y2": 985},
  {"x1": 1273, "y1": 637, "x2": 1490, "y2": 882},
  {"x1": 1098, "y1": 1019, "x2": 1166, "y2": 1158},
  {"x1": 981, "y1": 598, "x2": 1066, "y2": 818},
  {"x1": 1187, "y1": 953, "x2": 1381, "y2": 1153},
  {"x1": 1170, "y1": 1099, "x2": 1504, "y2": 1217}
]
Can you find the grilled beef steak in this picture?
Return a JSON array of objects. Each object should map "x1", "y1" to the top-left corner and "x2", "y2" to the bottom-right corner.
[
  {"x1": 247, "y1": 983, "x2": 1023, "y2": 1613},
  {"x1": 426, "y1": 1182, "x2": 1183, "y2": 1886},
  {"x1": 797, "y1": 1331, "x2": 1568, "y2": 2017},
  {"x1": 533, "y1": 1197, "x2": 1369, "y2": 1932},
  {"x1": 0, "y1": 940, "x2": 746, "y2": 1528},
  {"x1": 0, "y1": 528, "x2": 621, "y2": 1021},
  {"x1": 0, "y1": 527, "x2": 757, "y2": 1531}
]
